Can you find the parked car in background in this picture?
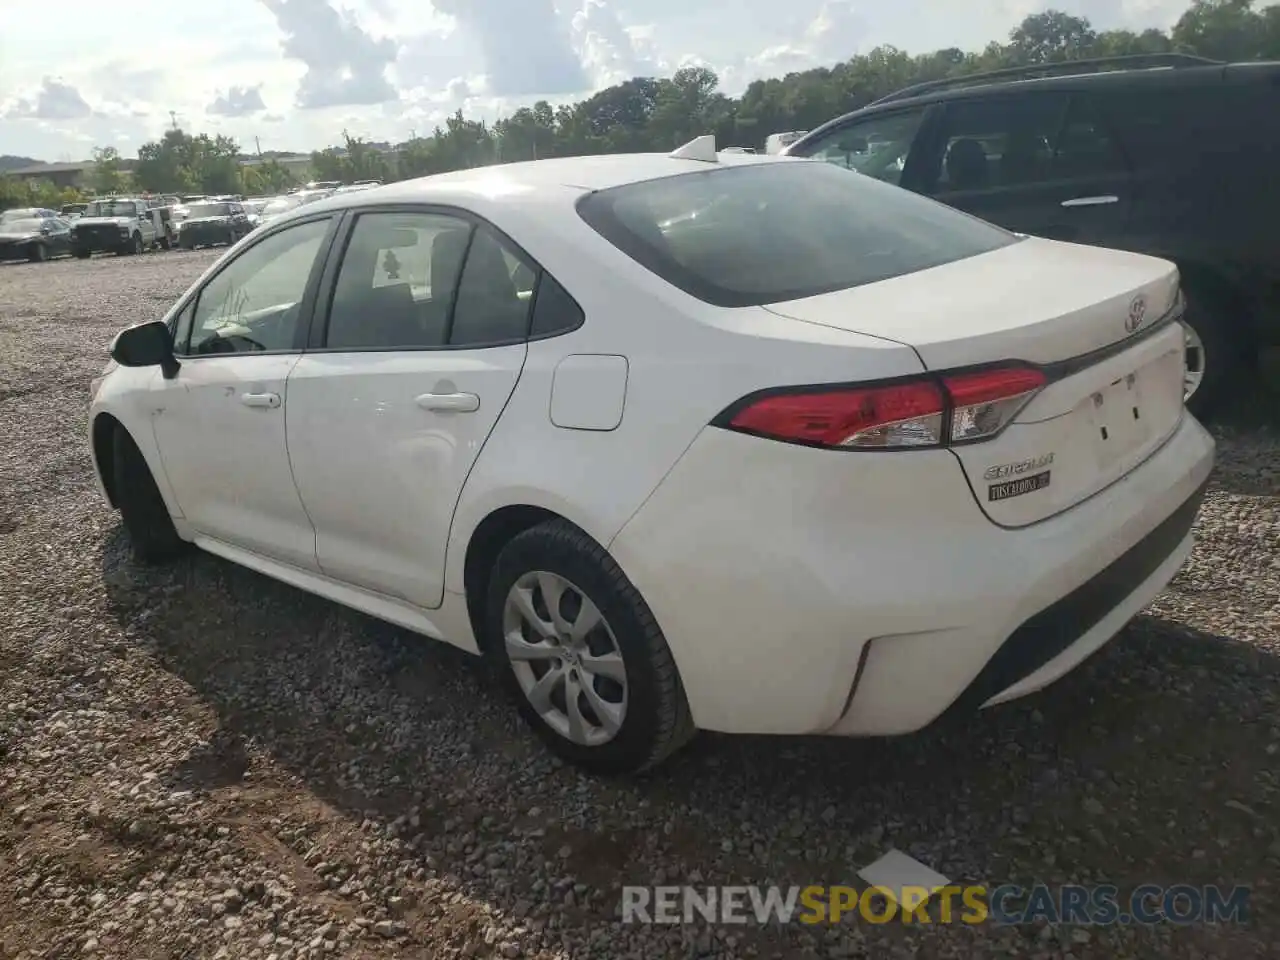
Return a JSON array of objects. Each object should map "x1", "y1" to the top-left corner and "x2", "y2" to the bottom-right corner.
[
  {"x1": 291, "y1": 188, "x2": 336, "y2": 206},
  {"x1": 257, "y1": 194, "x2": 304, "y2": 225},
  {"x1": 783, "y1": 54, "x2": 1280, "y2": 416},
  {"x1": 177, "y1": 200, "x2": 252, "y2": 249},
  {"x1": 89, "y1": 143, "x2": 1212, "y2": 773},
  {"x1": 60, "y1": 202, "x2": 88, "y2": 221},
  {"x1": 765, "y1": 131, "x2": 808, "y2": 154},
  {"x1": 241, "y1": 197, "x2": 271, "y2": 228},
  {"x1": 69, "y1": 198, "x2": 161, "y2": 257},
  {"x1": 0, "y1": 211, "x2": 73, "y2": 262}
]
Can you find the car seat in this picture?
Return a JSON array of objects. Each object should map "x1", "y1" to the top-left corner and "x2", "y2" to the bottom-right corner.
[{"x1": 945, "y1": 138, "x2": 989, "y2": 191}]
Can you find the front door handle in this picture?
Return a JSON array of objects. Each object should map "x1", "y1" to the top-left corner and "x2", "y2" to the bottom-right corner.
[
  {"x1": 415, "y1": 391, "x2": 479, "y2": 413},
  {"x1": 1061, "y1": 195, "x2": 1119, "y2": 208},
  {"x1": 240, "y1": 391, "x2": 281, "y2": 408}
]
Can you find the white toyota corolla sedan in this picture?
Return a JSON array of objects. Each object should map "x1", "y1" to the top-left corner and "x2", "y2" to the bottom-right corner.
[{"x1": 89, "y1": 138, "x2": 1215, "y2": 774}]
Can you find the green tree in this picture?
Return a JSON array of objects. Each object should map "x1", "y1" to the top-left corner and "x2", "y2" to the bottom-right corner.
[
  {"x1": 0, "y1": 176, "x2": 83, "y2": 212},
  {"x1": 240, "y1": 159, "x2": 298, "y2": 195},
  {"x1": 90, "y1": 146, "x2": 126, "y2": 194},
  {"x1": 134, "y1": 128, "x2": 242, "y2": 195},
  {"x1": 1008, "y1": 10, "x2": 1099, "y2": 63},
  {"x1": 1173, "y1": 0, "x2": 1275, "y2": 59}
]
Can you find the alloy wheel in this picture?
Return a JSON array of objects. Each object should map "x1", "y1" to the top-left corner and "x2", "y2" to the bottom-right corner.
[
  {"x1": 1182, "y1": 321, "x2": 1206, "y2": 402},
  {"x1": 503, "y1": 570, "x2": 628, "y2": 746}
]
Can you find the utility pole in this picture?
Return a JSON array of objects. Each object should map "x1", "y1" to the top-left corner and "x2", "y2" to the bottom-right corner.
[
  {"x1": 255, "y1": 136, "x2": 263, "y2": 157},
  {"x1": 169, "y1": 110, "x2": 177, "y2": 130}
]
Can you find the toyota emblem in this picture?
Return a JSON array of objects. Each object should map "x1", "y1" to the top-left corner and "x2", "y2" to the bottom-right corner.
[{"x1": 1125, "y1": 296, "x2": 1146, "y2": 334}]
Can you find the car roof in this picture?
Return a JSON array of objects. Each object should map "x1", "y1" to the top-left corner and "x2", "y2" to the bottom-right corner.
[
  {"x1": 801, "y1": 59, "x2": 1280, "y2": 143},
  {"x1": 297, "y1": 150, "x2": 785, "y2": 218}
]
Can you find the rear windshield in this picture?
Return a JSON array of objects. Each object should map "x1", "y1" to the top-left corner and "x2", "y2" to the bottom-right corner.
[
  {"x1": 575, "y1": 161, "x2": 1019, "y2": 307},
  {"x1": 187, "y1": 203, "x2": 232, "y2": 218}
]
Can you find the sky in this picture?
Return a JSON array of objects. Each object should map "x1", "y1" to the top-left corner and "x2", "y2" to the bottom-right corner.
[{"x1": 0, "y1": 0, "x2": 1189, "y2": 161}]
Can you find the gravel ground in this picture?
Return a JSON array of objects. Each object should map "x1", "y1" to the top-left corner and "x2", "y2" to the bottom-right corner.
[{"x1": 1, "y1": 250, "x2": 1277, "y2": 960}]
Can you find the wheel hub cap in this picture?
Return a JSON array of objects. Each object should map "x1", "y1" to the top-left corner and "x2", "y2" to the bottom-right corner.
[{"x1": 502, "y1": 570, "x2": 629, "y2": 747}]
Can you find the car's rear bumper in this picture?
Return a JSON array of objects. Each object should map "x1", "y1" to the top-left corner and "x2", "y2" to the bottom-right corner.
[{"x1": 609, "y1": 412, "x2": 1215, "y2": 737}]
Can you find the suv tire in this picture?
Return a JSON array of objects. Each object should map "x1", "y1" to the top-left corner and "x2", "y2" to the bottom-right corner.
[{"x1": 1181, "y1": 286, "x2": 1247, "y2": 419}]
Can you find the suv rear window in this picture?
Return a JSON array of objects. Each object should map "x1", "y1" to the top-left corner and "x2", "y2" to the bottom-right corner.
[{"x1": 575, "y1": 161, "x2": 1019, "y2": 307}]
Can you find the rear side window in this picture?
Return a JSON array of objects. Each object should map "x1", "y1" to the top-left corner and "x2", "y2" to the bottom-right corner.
[
  {"x1": 530, "y1": 273, "x2": 584, "y2": 337},
  {"x1": 576, "y1": 161, "x2": 1019, "y2": 308}
]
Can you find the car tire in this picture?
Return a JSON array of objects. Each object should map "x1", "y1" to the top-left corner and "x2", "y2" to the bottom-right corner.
[
  {"x1": 73, "y1": 247, "x2": 90, "y2": 259},
  {"x1": 160, "y1": 233, "x2": 173, "y2": 250},
  {"x1": 27, "y1": 242, "x2": 47, "y2": 263},
  {"x1": 484, "y1": 519, "x2": 696, "y2": 774},
  {"x1": 111, "y1": 423, "x2": 186, "y2": 565},
  {"x1": 1180, "y1": 286, "x2": 1247, "y2": 420},
  {"x1": 132, "y1": 233, "x2": 144, "y2": 255}
]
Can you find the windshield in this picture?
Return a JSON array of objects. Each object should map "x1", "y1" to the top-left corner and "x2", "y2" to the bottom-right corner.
[
  {"x1": 85, "y1": 200, "x2": 139, "y2": 218},
  {"x1": 262, "y1": 197, "x2": 300, "y2": 215},
  {"x1": 575, "y1": 161, "x2": 1019, "y2": 308},
  {"x1": 1, "y1": 218, "x2": 43, "y2": 233},
  {"x1": 186, "y1": 203, "x2": 233, "y2": 218}
]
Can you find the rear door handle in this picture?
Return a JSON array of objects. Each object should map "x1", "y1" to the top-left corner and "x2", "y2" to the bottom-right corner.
[
  {"x1": 415, "y1": 391, "x2": 479, "y2": 413},
  {"x1": 240, "y1": 392, "x2": 281, "y2": 408},
  {"x1": 1061, "y1": 195, "x2": 1119, "y2": 208}
]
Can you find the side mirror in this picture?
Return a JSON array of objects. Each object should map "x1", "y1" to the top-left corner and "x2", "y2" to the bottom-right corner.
[{"x1": 110, "y1": 319, "x2": 180, "y2": 379}]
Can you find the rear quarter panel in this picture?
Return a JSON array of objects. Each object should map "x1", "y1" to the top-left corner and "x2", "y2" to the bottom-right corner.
[{"x1": 442, "y1": 194, "x2": 926, "y2": 595}]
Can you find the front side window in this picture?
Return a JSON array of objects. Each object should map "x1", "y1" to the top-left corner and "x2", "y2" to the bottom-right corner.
[
  {"x1": 798, "y1": 108, "x2": 930, "y2": 186},
  {"x1": 577, "y1": 160, "x2": 1019, "y2": 308},
  {"x1": 183, "y1": 217, "x2": 330, "y2": 356},
  {"x1": 324, "y1": 212, "x2": 539, "y2": 350},
  {"x1": 186, "y1": 203, "x2": 233, "y2": 219}
]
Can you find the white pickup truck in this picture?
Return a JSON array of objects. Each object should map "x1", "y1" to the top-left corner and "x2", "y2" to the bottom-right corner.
[{"x1": 69, "y1": 198, "x2": 165, "y2": 257}]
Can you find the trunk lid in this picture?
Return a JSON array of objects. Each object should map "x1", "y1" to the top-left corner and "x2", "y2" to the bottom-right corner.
[{"x1": 764, "y1": 237, "x2": 1187, "y2": 527}]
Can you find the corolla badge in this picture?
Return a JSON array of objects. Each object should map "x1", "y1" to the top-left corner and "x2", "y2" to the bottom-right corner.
[
  {"x1": 983, "y1": 452, "x2": 1054, "y2": 481},
  {"x1": 1125, "y1": 295, "x2": 1147, "y2": 334}
]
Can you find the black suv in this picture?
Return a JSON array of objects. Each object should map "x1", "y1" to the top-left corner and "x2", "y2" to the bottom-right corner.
[{"x1": 785, "y1": 54, "x2": 1280, "y2": 416}]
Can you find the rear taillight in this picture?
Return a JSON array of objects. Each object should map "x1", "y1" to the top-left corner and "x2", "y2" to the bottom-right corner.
[{"x1": 719, "y1": 365, "x2": 1046, "y2": 450}]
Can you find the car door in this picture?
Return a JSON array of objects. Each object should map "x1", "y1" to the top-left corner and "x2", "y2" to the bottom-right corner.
[
  {"x1": 791, "y1": 103, "x2": 939, "y2": 191},
  {"x1": 230, "y1": 203, "x2": 250, "y2": 239},
  {"x1": 47, "y1": 217, "x2": 73, "y2": 255},
  {"x1": 149, "y1": 214, "x2": 340, "y2": 570},
  {"x1": 285, "y1": 208, "x2": 537, "y2": 608},
  {"x1": 917, "y1": 92, "x2": 1134, "y2": 245}
]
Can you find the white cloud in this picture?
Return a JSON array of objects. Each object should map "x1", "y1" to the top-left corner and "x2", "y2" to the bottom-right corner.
[
  {"x1": 259, "y1": 0, "x2": 400, "y2": 107},
  {"x1": 0, "y1": 0, "x2": 1196, "y2": 160},
  {"x1": 431, "y1": 0, "x2": 589, "y2": 95},
  {"x1": 209, "y1": 86, "x2": 269, "y2": 118},
  {"x1": 4, "y1": 79, "x2": 94, "y2": 121}
]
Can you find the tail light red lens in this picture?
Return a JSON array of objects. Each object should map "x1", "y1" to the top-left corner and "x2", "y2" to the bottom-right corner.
[
  {"x1": 944, "y1": 367, "x2": 1046, "y2": 444},
  {"x1": 720, "y1": 365, "x2": 1047, "y2": 450}
]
